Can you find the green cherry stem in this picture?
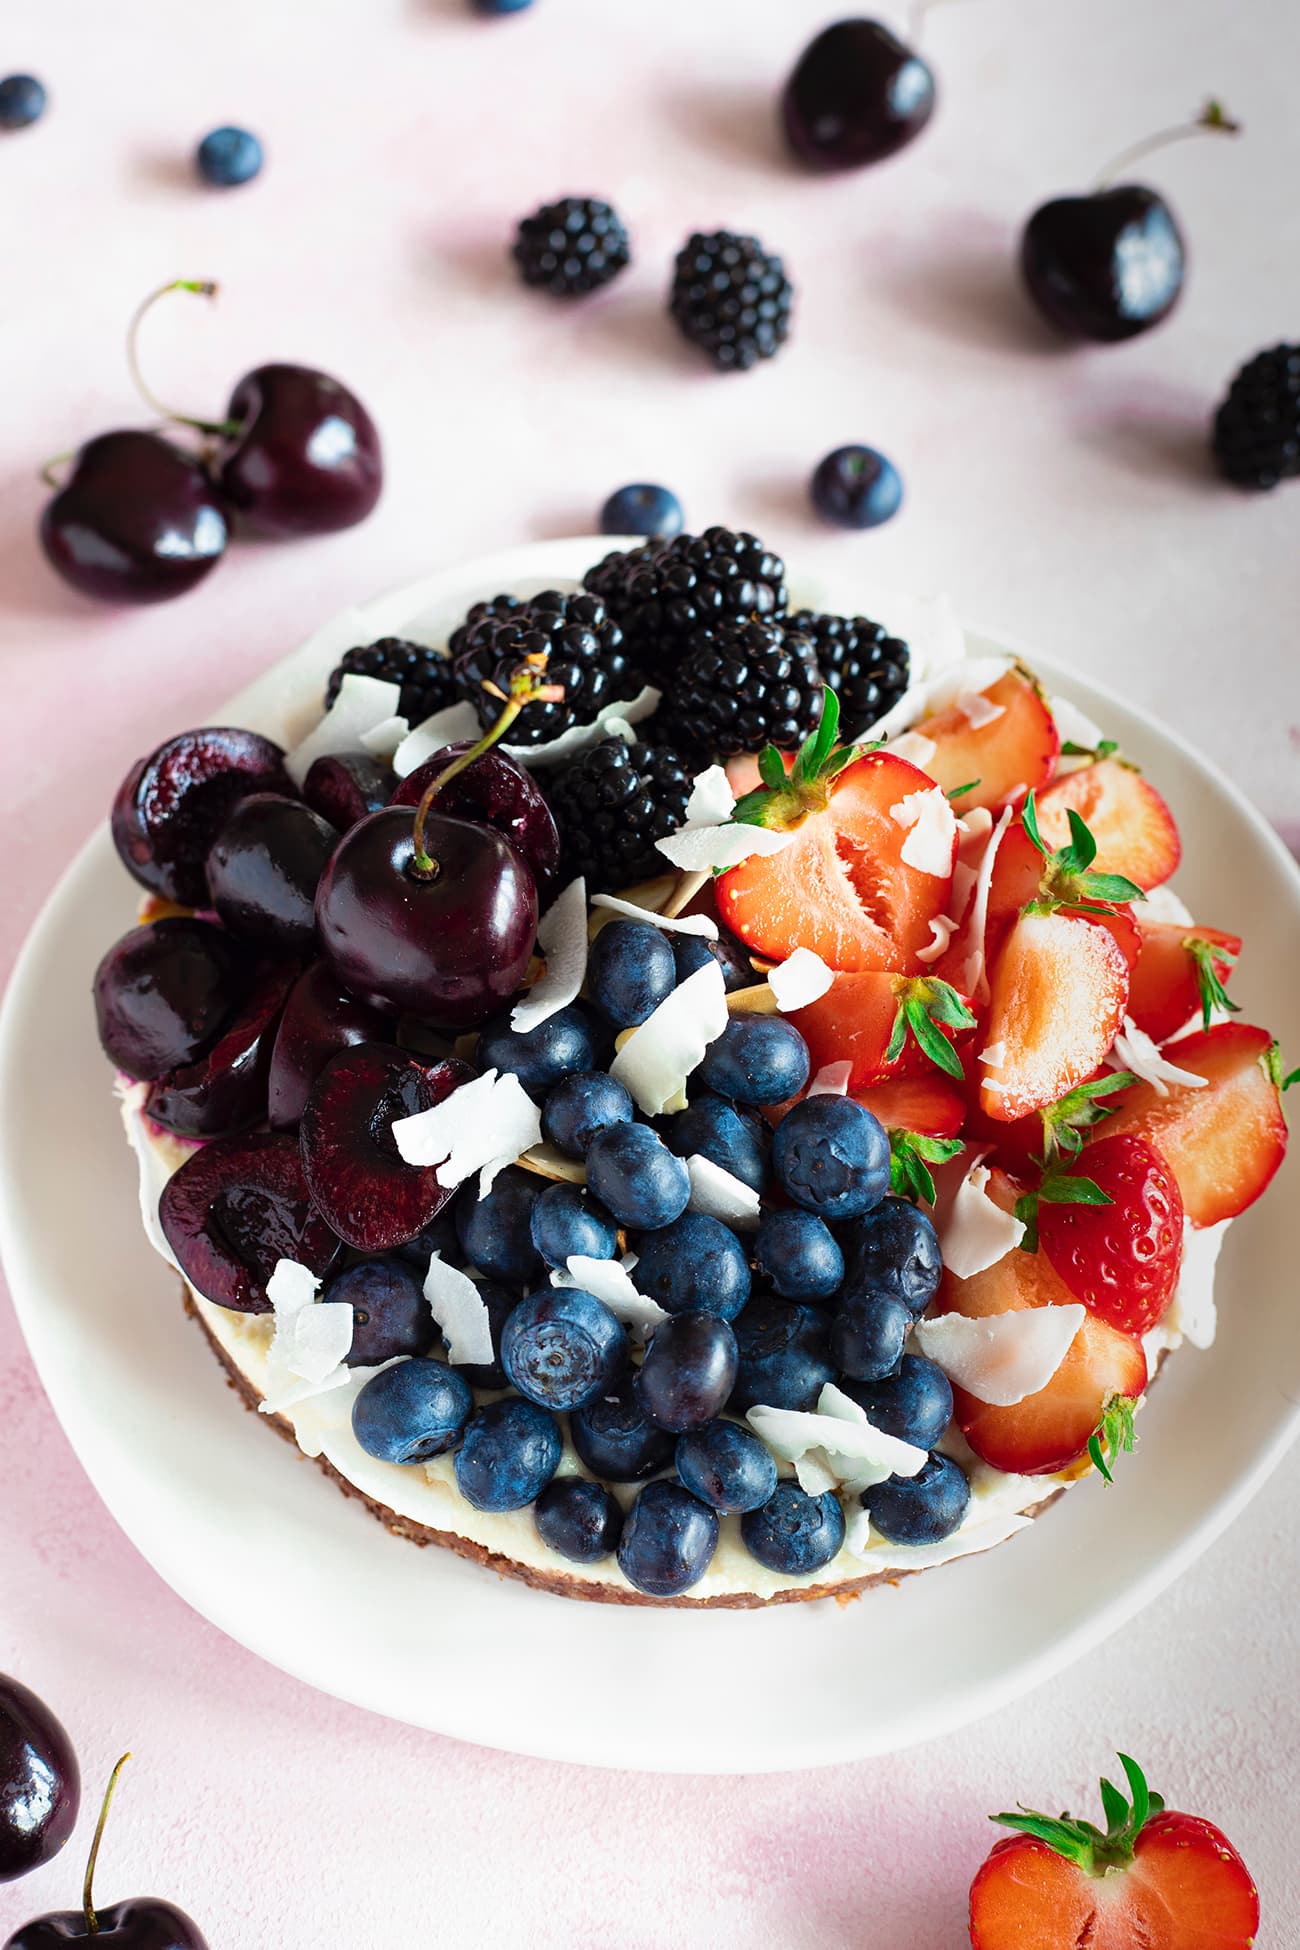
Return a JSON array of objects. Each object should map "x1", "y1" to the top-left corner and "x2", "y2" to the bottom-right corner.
[
  {"x1": 1094, "y1": 99, "x2": 1241, "y2": 192},
  {"x1": 126, "y1": 279, "x2": 243, "y2": 438},
  {"x1": 83, "y1": 1752, "x2": 132, "y2": 1934}
]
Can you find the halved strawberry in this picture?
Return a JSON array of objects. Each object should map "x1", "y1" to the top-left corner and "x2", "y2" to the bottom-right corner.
[
  {"x1": 1103, "y1": 1023, "x2": 1288, "y2": 1226},
  {"x1": 982, "y1": 799, "x2": 1142, "y2": 987},
  {"x1": 962, "y1": 1068, "x2": 1135, "y2": 1178},
  {"x1": 1127, "y1": 920, "x2": 1242, "y2": 1043},
  {"x1": 918, "y1": 667, "x2": 1060, "y2": 813},
  {"x1": 1035, "y1": 757, "x2": 1181, "y2": 889},
  {"x1": 1036, "y1": 1134, "x2": 1185, "y2": 1337},
  {"x1": 979, "y1": 910, "x2": 1130, "y2": 1122},
  {"x1": 788, "y1": 971, "x2": 977, "y2": 1087}
]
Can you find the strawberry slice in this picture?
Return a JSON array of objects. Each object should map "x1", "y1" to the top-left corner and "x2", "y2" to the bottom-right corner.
[
  {"x1": 979, "y1": 910, "x2": 1130, "y2": 1122},
  {"x1": 1036, "y1": 1134, "x2": 1185, "y2": 1337},
  {"x1": 1035, "y1": 756, "x2": 1181, "y2": 889},
  {"x1": 854, "y1": 1073, "x2": 966, "y2": 1137},
  {"x1": 1127, "y1": 920, "x2": 1242, "y2": 1043},
  {"x1": 788, "y1": 971, "x2": 977, "y2": 1087},
  {"x1": 1103, "y1": 1022, "x2": 1289, "y2": 1226},
  {"x1": 982, "y1": 797, "x2": 1142, "y2": 988},
  {"x1": 970, "y1": 1752, "x2": 1260, "y2": 1950},
  {"x1": 918, "y1": 667, "x2": 1060, "y2": 813}
]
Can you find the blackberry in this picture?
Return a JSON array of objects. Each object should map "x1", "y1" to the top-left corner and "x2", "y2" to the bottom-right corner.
[
  {"x1": 324, "y1": 638, "x2": 458, "y2": 726},
  {"x1": 583, "y1": 526, "x2": 787, "y2": 685},
  {"x1": 1212, "y1": 344, "x2": 1300, "y2": 490},
  {"x1": 544, "y1": 737, "x2": 694, "y2": 894},
  {"x1": 660, "y1": 618, "x2": 823, "y2": 760},
  {"x1": 449, "y1": 589, "x2": 638, "y2": 747},
  {"x1": 790, "y1": 609, "x2": 910, "y2": 743},
  {"x1": 668, "y1": 230, "x2": 793, "y2": 371},
  {"x1": 512, "y1": 196, "x2": 630, "y2": 298}
]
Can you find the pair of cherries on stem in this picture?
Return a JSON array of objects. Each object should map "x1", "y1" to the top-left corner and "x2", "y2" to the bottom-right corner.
[{"x1": 40, "y1": 280, "x2": 382, "y2": 605}]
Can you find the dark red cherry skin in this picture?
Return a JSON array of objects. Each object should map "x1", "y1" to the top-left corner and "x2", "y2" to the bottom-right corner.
[
  {"x1": 782, "y1": 19, "x2": 935, "y2": 170},
  {"x1": 159, "y1": 1131, "x2": 342, "y2": 1313},
  {"x1": 145, "y1": 958, "x2": 297, "y2": 1139},
  {"x1": 205, "y1": 793, "x2": 336, "y2": 953},
  {"x1": 111, "y1": 728, "x2": 295, "y2": 908},
  {"x1": 316, "y1": 807, "x2": 539, "y2": 1029},
  {"x1": 390, "y1": 743, "x2": 561, "y2": 900},
  {"x1": 266, "y1": 962, "x2": 393, "y2": 1132},
  {"x1": 93, "y1": 918, "x2": 248, "y2": 1081},
  {"x1": 215, "y1": 364, "x2": 382, "y2": 539},
  {"x1": 3, "y1": 1899, "x2": 207, "y2": 1950},
  {"x1": 1020, "y1": 186, "x2": 1185, "y2": 341},
  {"x1": 303, "y1": 752, "x2": 394, "y2": 834},
  {"x1": 0, "y1": 1675, "x2": 80, "y2": 1884},
  {"x1": 39, "y1": 431, "x2": 228, "y2": 606},
  {"x1": 299, "y1": 1043, "x2": 474, "y2": 1250}
]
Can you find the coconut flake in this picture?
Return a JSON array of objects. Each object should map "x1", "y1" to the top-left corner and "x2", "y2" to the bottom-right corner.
[
  {"x1": 601, "y1": 715, "x2": 639, "y2": 746},
  {"x1": 117, "y1": 1080, "x2": 181, "y2": 1271},
  {"x1": 768, "y1": 948, "x2": 834, "y2": 1011},
  {"x1": 979, "y1": 1041, "x2": 1007, "y2": 1069},
  {"x1": 913, "y1": 1304, "x2": 1086, "y2": 1407},
  {"x1": 1141, "y1": 884, "x2": 1195, "y2": 928},
  {"x1": 956, "y1": 806, "x2": 994, "y2": 850},
  {"x1": 957, "y1": 804, "x2": 1013, "y2": 1005},
  {"x1": 794, "y1": 1451, "x2": 841, "y2": 1496},
  {"x1": 808, "y1": 1060, "x2": 852, "y2": 1097},
  {"x1": 925, "y1": 655, "x2": 1012, "y2": 716},
  {"x1": 884, "y1": 729, "x2": 938, "y2": 769},
  {"x1": 939, "y1": 1153, "x2": 1025, "y2": 1278},
  {"x1": 554, "y1": 1255, "x2": 668, "y2": 1340},
  {"x1": 747, "y1": 1392, "x2": 927, "y2": 1491},
  {"x1": 1107, "y1": 1015, "x2": 1209, "y2": 1098},
  {"x1": 956, "y1": 690, "x2": 1006, "y2": 730},
  {"x1": 686, "y1": 1154, "x2": 762, "y2": 1231},
  {"x1": 657, "y1": 820, "x2": 796, "y2": 874},
  {"x1": 286, "y1": 674, "x2": 405, "y2": 787},
  {"x1": 846, "y1": 1502, "x2": 1034, "y2": 1567},
  {"x1": 888, "y1": 786, "x2": 958, "y2": 878},
  {"x1": 511, "y1": 877, "x2": 588, "y2": 1033},
  {"x1": 392, "y1": 1069, "x2": 542, "y2": 1196},
  {"x1": 260, "y1": 1259, "x2": 354, "y2": 1416},
  {"x1": 916, "y1": 913, "x2": 959, "y2": 966},
  {"x1": 511, "y1": 684, "x2": 662, "y2": 771},
  {"x1": 591, "y1": 893, "x2": 719, "y2": 940},
  {"x1": 359, "y1": 714, "x2": 411, "y2": 762},
  {"x1": 424, "y1": 1253, "x2": 495, "y2": 1367},
  {"x1": 610, "y1": 960, "x2": 729, "y2": 1115},
  {"x1": 1049, "y1": 695, "x2": 1107, "y2": 752},
  {"x1": 1164, "y1": 1218, "x2": 1226, "y2": 1349},
  {"x1": 393, "y1": 701, "x2": 482, "y2": 777},
  {"x1": 683, "y1": 765, "x2": 736, "y2": 827}
]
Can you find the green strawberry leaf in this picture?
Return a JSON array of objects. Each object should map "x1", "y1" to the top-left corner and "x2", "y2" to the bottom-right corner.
[
  {"x1": 1022, "y1": 789, "x2": 1047, "y2": 856},
  {"x1": 1073, "y1": 869, "x2": 1146, "y2": 905},
  {"x1": 1055, "y1": 807, "x2": 1098, "y2": 876},
  {"x1": 1014, "y1": 1190, "x2": 1040, "y2": 1254},
  {"x1": 889, "y1": 1130, "x2": 964, "y2": 1205},
  {"x1": 758, "y1": 745, "x2": 788, "y2": 792},
  {"x1": 906, "y1": 999, "x2": 966, "y2": 1079},
  {"x1": 1038, "y1": 1172, "x2": 1112, "y2": 1207},
  {"x1": 992, "y1": 1752, "x2": 1161, "y2": 1872},
  {"x1": 792, "y1": 684, "x2": 840, "y2": 788},
  {"x1": 1018, "y1": 792, "x2": 1144, "y2": 914},
  {"x1": 1059, "y1": 736, "x2": 1119, "y2": 760},
  {"x1": 884, "y1": 979, "x2": 975, "y2": 1081},
  {"x1": 1039, "y1": 1071, "x2": 1136, "y2": 1162},
  {"x1": 1185, "y1": 936, "x2": 1241, "y2": 1031},
  {"x1": 945, "y1": 779, "x2": 981, "y2": 801},
  {"x1": 1088, "y1": 1393, "x2": 1138, "y2": 1487}
]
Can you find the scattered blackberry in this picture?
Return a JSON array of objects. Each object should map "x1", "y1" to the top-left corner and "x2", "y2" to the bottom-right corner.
[
  {"x1": 449, "y1": 589, "x2": 638, "y2": 746},
  {"x1": 583, "y1": 526, "x2": 787, "y2": 685},
  {"x1": 1212, "y1": 344, "x2": 1300, "y2": 490},
  {"x1": 790, "y1": 610, "x2": 910, "y2": 742},
  {"x1": 324, "y1": 638, "x2": 458, "y2": 726},
  {"x1": 660, "y1": 618, "x2": 823, "y2": 760},
  {"x1": 668, "y1": 230, "x2": 793, "y2": 371},
  {"x1": 544, "y1": 737, "x2": 694, "y2": 894},
  {"x1": 512, "y1": 197, "x2": 631, "y2": 298}
]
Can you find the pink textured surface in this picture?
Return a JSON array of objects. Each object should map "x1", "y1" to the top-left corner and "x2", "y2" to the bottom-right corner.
[{"x1": 1, "y1": 0, "x2": 1298, "y2": 1941}]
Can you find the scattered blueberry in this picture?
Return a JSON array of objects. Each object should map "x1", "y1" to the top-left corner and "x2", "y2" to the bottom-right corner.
[
  {"x1": 831, "y1": 1286, "x2": 912, "y2": 1381},
  {"x1": 600, "y1": 483, "x2": 684, "y2": 540},
  {"x1": 472, "y1": 0, "x2": 535, "y2": 12},
  {"x1": 570, "y1": 1373, "x2": 676, "y2": 1481},
  {"x1": 443, "y1": 1279, "x2": 518, "y2": 1389},
  {"x1": 541, "y1": 1069, "x2": 633, "y2": 1159},
  {"x1": 730, "y1": 1297, "x2": 836, "y2": 1412},
  {"x1": 741, "y1": 1479, "x2": 846, "y2": 1574},
  {"x1": 617, "y1": 1479, "x2": 719, "y2": 1596},
  {"x1": 323, "y1": 1258, "x2": 434, "y2": 1364},
  {"x1": 195, "y1": 125, "x2": 264, "y2": 188},
  {"x1": 810, "y1": 445, "x2": 903, "y2": 530},
  {"x1": 587, "y1": 919, "x2": 677, "y2": 1028},
  {"x1": 633, "y1": 1213, "x2": 751, "y2": 1320},
  {"x1": 529, "y1": 1182, "x2": 619, "y2": 1268},
  {"x1": 664, "y1": 1092, "x2": 768, "y2": 1193},
  {"x1": 841, "y1": 1195, "x2": 943, "y2": 1315},
  {"x1": 455, "y1": 1165, "x2": 543, "y2": 1285},
  {"x1": 671, "y1": 931, "x2": 753, "y2": 992},
  {"x1": 636, "y1": 1313, "x2": 738, "y2": 1432},
  {"x1": 697, "y1": 1016, "x2": 811, "y2": 1106},
  {"x1": 861, "y1": 1451, "x2": 970, "y2": 1545},
  {"x1": 675, "y1": 1420, "x2": 778, "y2": 1514},
  {"x1": 772, "y1": 1093, "x2": 891, "y2": 1222},
  {"x1": 477, "y1": 1002, "x2": 609, "y2": 1101},
  {"x1": 840, "y1": 1354, "x2": 954, "y2": 1450},
  {"x1": 501, "y1": 1286, "x2": 627, "y2": 1411},
  {"x1": 351, "y1": 1356, "x2": 473, "y2": 1465},
  {"x1": 534, "y1": 1476, "x2": 624, "y2": 1563},
  {"x1": 585, "y1": 1120, "x2": 691, "y2": 1230},
  {"x1": 0, "y1": 74, "x2": 46, "y2": 130},
  {"x1": 454, "y1": 1396, "x2": 563, "y2": 1511},
  {"x1": 754, "y1": 1208, "x2": 844, "y2": 1301}
]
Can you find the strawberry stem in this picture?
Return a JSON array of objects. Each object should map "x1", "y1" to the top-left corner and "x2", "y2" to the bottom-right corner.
[
  {"x1": 888, "y1": 1129, "x2": 964, "y2": 1205},
  {"x1": 992, "y1": 1752, "x2": 1165, "y2": 1874},
  {"x1": 1088, "y1": 1393, "x2": 1138, "y2": 1485}
]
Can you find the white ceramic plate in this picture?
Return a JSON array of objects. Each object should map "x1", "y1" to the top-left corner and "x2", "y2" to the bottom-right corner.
[{"x1": 2, "y1": 539, "x2": 1298, "y2": 1775}]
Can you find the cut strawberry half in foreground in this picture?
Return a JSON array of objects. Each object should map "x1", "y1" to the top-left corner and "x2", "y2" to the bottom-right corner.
[
  {"x1": 1127, "y1": 920, "x2": 1242, "y2": 1043},
  {"x1": 917, "y1": 667, "x2": 1060, "y2": 813},
  {"x1": 979, "y1": 910, "x2": 1130, "y2": 1122},
  {"x1": 1035, "y1": 756, "x2": 1181, "y2": 889}
]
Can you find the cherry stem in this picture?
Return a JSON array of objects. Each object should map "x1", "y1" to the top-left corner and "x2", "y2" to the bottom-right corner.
[
  {"x1": 126, "y1": 279, "x2": 243, "y2": 439},
  {"x1": 83, "y1": 1752, "x2": 132, "y2": 1934},
  {"x1": 39, "y1": 447, "x2": 78, "y2": 490},
  {"x1": 408, "y1": 655, "x2": 563, "y2": 879},
  {"x1": 1094, "y1": 98, "x2": 1241, "y2": 190}
]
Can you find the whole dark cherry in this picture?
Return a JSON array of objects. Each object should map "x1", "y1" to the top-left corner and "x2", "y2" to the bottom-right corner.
[
  {"x1": 0, "y1": 1675, "x2": 79, "y2": 1884},
  {"x1": 111, "y1": 727, "x2": 294, "y2": 909},
  {"x1": 93, "y1": 917, "x2": 249, "y2": 1082},
  {"x1": 205, "y1": 793, "x2": 336, "y2": 953},
  {"x1": 215, "y1": 364, "x2": 383, "y2": 538},
  {"x1": 390, "y1": 741, "x2": 561, "y2": 898},
  {"x1": 39, "y1": 432, "x2": 227, "y2": 605},
  {"x1": 266, "y1": 961, "x2": 393, "y2": 1131},
  {"x1": 782, "y1": 19, "x2": 935, "y2": 170}
]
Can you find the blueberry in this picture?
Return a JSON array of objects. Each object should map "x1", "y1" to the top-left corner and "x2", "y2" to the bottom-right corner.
[
  {"x1": 351, "y1": 1357, "x2": 473, "y2": 1465},
  {"x1": 672, "y1": 932, "x2": 753, "y2": 993},
  {"x1": 535, "y1": 1477, "x2": 624, "y2": 1563},
  {"x1": 840, "y1": 1354, "x2": 953, "y2": 1449},
  {"x1": 664, "y1": 1092, "x2": 768, "y2": 1193},
  {"x1": 478, "y1": 1002, "x2": 609, "y2": 1101},
  {"x1": 323, "y1": 1258, "x2": 434, "y2": 1364},
  {"x1": 771, "y1": 1094, "x2": 890, "y2": 1222},
  {"x1": 675, "y1": 1420, "x2": 778, "y2": 1514},
  {"x1": 831, "y1": 1287, "x2": 912, "y2": 1381},
  {"x1": 599, "y1": 483, "x2": 684, "y2": 540},
  {"x1": 455, "y1": 1165, "x2": 542, "y2": 1285},
  {"x1": 529, "y1": 1182, "x2": 618, "y2": 1268},
  {"x1": 195, "y1": 125, "x2": 264, "y2": 188},
  {"x1": 0, "y1": 74, "x2": 46, "y2": 130},
  {"x1": 697, "y1": 1016, "x2": 811, "y2": 1106},
  {"x1": 740, "y1": 1480, "x2": 846, "y2": 1574},
  {"x1": 841, "y1": 1195, "x2": 942, "y2": 1315},
  {"x1": 585, "y1": 1120, "x2": 690, "y2": 1229},
  {"x1": 636, "y1": 1313, "x2": 738, "y2": 1432},
  {"x1": 471, "y1": 0, "x2": 534, "y2": 12},
  {"x1": 730, "y1": 1297, "x2": 836, "y2": 1412},
  {"x1": 617, "y1": 1480, "x2": 719, "y2": 1596},
  {"x1": 861, "y1": 1451, "x2": 970, "y2": 1545},
  {"x1": 633, "y1": 1213, "x2": 751, "y2": 1320},
  {"x1": 588, "y1": 919, "x2": 677, "y2": 1028},
  {"x1": 541, "y1": 1069, "x2": 633, "y2": 1159},
  {"x1": 454, "y1": 1396, "x2": 563, "y2": 1511},
  {"x1": 754, "y1": 1208, "x2": 844, "y2": 1301},
  {"x1": 445, "y1": 1279, "x2": 518, "y2": 1389},
  {"x1": 501, "y1": 1286, "x2": 627, "y2": 1411},
  {"x1": 810, "y1": 445, "x2": 903, "y2": 531},
  {"x1": 393, "y1": 1207, "x2": 461, "y2": 1272},
  {"x1": 570, "y1": 1374, "x2": 675, "y2": 1481}
]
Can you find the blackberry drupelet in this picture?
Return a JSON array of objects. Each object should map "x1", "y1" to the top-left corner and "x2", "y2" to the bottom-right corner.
[
  {"x1": 1212, "y1": 344, "x2": 1300, "y2": 490},
  {"x1": 450, "y1": 589, "x2": 638, "y2": 746},
  {"x1": 669, "y1": 230, "x2": 793, "y2": 371},
  {"x1": 660, "y1": 617, "x2": 823, "y2": 759},
  {"x1": 324, "y1": 638, "x2": 458, "y2": 727},
  {"x1": 790, "y1": 609, "x2": 910, "y2": 742},
  {"x1": 544, "y1": 736, "x2": 693, "y2": 893},
  {"x1": 583, "y1": 526, "x2": 787, "y2": 684},
  {"x1": 512, "y1": 196, "x2": 631, "y2": 298}
]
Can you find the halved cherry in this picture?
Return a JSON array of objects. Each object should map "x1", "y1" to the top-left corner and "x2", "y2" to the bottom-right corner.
[
  {"x1": 159, "y1": 1131, "x2": 343, "y2": 1313},
  {"x1": 145, "y1": 957, "x2": 298, "y2": 1139},
  {"x1": 111, "y1": 727, "x2": 295, "y2": 908}
]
